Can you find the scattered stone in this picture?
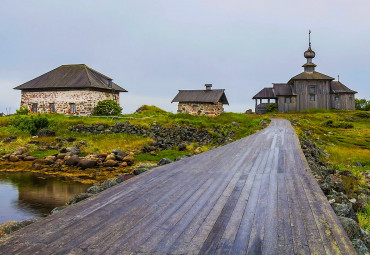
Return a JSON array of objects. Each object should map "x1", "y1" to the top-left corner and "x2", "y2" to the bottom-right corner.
[
  {"x1": 353, "y1": 194, "x2": 368, "y2": 212},
  {"x1": 65, "y1": 155, "x2": 80, "y2": 166},
  {"x1": 339, "y1": 216, "x2": 362, "y2": 240},
  {"x1": 351, "y1": 239, "x2": 369, "y2": 255},
  {"x1": 56, "y1": 153, "x2": 68, "y2": 160},
  {"x1": 355, "y1": 162, "x2": 363, "y2": 167},
  {"x1": 158, "y1": 158, "x2": 172, "y2": 166},
  {"x1": 51, "y1": 206, "x2": 67, "y2": 214},
  {"x1": 37, "y1": 129, "x2": 56, "y2": 137},
  {"x1": 134, "y1": 168, "x2": 148, "y2": 175},
  {"x1": 101, "y1": 179, "x2": 117, "y2": 189},
  {"x1": 123, "y1": 155, "x2": 135, "y2": 165},
  {"x1": 331, "y1": 203, "x2": 359, "y2": 223},
  {"x1": 8, "y1": 155, "x2": 19, "y2": 162},
  {"x1": 67, "y1": 137, "x2": 76, "y2": 142},
  {"x1": 105, "y1": 153, "x2": 116, "y2": 161},
  {"x1": 103, "y1": 160, "x2": 119, "y2": 167},
  {"x1": 78, "y1": 159, "x2": 97, "y2": 170},
  {"x1": 178, "y1": 144, "x2": 187, "y2": 151},
  {"x1": 120, "y1": 162, "x2": 128, "y2": 167},
  {"x1": 66, "y1": 146, "x2": 80, "y2": 155},
  {"x1": 68, "y1": 193, "x2": 93, "y2": 205},
  {"x1": 245, "y1": 109, "x2": 253, "y2": 114},
  {"x1": 23, "y1": 156, "x2": 37, "y2": 161},
  {"x1": 231, "y1": 122, "x2": 240, "y2": 127},
  {"x1": 290, "y1": 119, "x2": 298, "y2": 126},
  {"x1": 339, "y1": 170, "x2": 357, "y2": 180},
  {"x1": 86, "y1": 185, "x2": 104, "y2": 194},
  {"x1": 0, "y1": 218, "x2": 39, "y2": 237}
]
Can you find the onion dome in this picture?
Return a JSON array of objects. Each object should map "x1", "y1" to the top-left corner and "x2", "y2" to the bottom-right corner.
[{"x1": 304, "y1": 46, "x2": 315, "y2": 59}]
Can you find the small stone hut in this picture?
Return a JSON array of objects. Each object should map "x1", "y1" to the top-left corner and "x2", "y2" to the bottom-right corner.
[
  {"x1": 172, "y1": 84, "x2": 229, "y2": 116},
  {"x1": 13, "y1": 64, "x2": 127, "y2": 115},
  {"x1": 252, "y1": 32, "x2": 357, "y2": 113}
]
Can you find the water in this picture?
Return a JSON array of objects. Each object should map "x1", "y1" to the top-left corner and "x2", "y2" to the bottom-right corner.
[{"x1": 0, "y1": 172, "x2": 91, "y2": 224}]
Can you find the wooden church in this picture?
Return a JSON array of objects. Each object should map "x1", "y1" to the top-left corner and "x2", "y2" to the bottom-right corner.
[{"x1": 252, "y1": 32, "x2": 357, "y2": 113}]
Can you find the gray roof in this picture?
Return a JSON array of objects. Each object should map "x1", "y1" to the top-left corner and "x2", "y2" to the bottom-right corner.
[
  {"x1": 14, "y1": 64, "x2": 127, "y2": 92},
  {"x1": 252, "y1": 88, "x2": 276, "y2": 99},
  {"x1": 172, "y1": 89, "x2": 229, "y2": 104},
  {"x1": 288, "y1": 71, "x2": 334, "y2": 84},
  {"x1": 273, "y1": 83, "x2": 294, "y2": 96},
  {"x1": 330, "y1": 81, "x2": 357, "y2": 94}
]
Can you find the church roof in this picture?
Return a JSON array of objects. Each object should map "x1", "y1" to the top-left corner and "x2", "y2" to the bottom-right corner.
[
  {"x1": 14, "y1": 64, "x2": 127, "y2": 92},
  {"x1": 252, "y1": 88, "x2": 276, "y2": 99},
  {"x1": 172, "y1": 89, "x2": 229, "y2": 104},
  {"x1": 288, "y1": 71, "x2": 334, "y2": 84},
  {"x1": 273, "y1": 84, "x2": 294, "y2": 96},
  {"x1": 331, "y1": 81, "x2": 357, "y2": 94}
]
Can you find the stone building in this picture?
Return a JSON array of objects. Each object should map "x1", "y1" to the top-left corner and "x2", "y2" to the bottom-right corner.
[
  {"x1": 252, "y1": 32, "x2": 357, "y2": 113},
  {"x1": 172, "y1": 84, "x2": 229, "y2": 116},
  {"x1": 14, "y1": 64, "x2": 127, "y2": 115}
]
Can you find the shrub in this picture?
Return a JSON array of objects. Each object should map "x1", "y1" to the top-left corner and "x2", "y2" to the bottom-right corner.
[
  {"x1": 354, "y1": 112, "x2": 370, "y2": 118},
  {"x1": 355, "y1": 98, "x2": 370, "y2": 111},
  {"x1": 93, "y1": 100, "x2": 122, "y2": 116},
  {"x1": 266, "y1": 103, "x2": 278, "y2": 113},
  {"x1": 12, "y1": 115, "x2": 49, "y2": 135},
  {"x1": 15, "y1": 107, "x2": 29, "y2": 115},
  {"x1": 136, "y1": 105, "x2": 166, "y2": 114},
  {"x1": 323, "y1": 119, "x2": 334, "y2": 127}
]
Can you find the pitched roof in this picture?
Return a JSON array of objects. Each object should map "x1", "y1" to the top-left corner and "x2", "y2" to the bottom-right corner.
[
  {"x1": 172, "y1": 89, "x2": 229, "y2": 104},
  {"x1": 330, "y1": 81, "x2": 357, "y2": 94},
  {"x1": 14, "y1": 64, "x2": 127, "y2": 92},
  {"x1": 252, "y1": 87, "x2": 276, "y2": 99},
  {"x1": 288, "y1": 71, "x2": 334, "y2": 84},
  {"x1": 273, "y1": 83, "x2": 294, "y2": 96}
]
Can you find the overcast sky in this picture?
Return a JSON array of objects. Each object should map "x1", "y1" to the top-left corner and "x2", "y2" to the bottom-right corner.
[{"x1": 1, "y1": 0, "x2": 369, "y2": 114}]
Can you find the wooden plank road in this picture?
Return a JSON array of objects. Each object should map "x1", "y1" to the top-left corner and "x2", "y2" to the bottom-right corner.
[{"x1": 0, "y1": 119, "x2": 355, "y2": 254}]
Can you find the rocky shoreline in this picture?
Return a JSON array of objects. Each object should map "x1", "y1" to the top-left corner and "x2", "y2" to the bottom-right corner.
[{"x1": 300, "y1": 136, "x2": 370, "y2": 254}]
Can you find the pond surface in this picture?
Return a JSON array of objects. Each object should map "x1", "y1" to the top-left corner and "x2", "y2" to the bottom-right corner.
[{"x1": 0, "y1": 172, "x2": 91, "y2": 224}]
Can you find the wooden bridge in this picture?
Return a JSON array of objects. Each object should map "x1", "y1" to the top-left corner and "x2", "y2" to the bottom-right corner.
[{"x1": 0, "y1": 119, "x2": 355, "y2": 254}]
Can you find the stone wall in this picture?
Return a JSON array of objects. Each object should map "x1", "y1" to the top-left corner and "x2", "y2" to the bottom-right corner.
[
  {"x1": 20, "y1": 90, "x2": 120, "y2": 115},
  {"x1": 177, "y1": 102, "x2": 224, "y2": 116}
]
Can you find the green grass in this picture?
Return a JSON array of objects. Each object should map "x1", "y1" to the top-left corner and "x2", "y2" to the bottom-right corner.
[
  {"x1": 268, "y1": 110, "x2": 370, "y2": 230},
  {"x1": 134, "y1": 150, "x2": 190, "y2": 162},
  {"x1": 29, "y1": 149, "x2": 60, "y2": 159},
  {"x1": 358, "y1": 204, "x2": 370, "y2": 232}
]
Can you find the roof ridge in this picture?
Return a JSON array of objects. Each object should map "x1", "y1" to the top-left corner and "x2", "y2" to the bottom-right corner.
[{"x1": 83, "y1": 65, "x2": 93, "y2": 87}]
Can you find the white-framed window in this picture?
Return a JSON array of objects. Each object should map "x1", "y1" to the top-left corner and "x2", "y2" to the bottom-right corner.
[{"x1": 334, "y1": 96, "x2": 339, "y2": 102}]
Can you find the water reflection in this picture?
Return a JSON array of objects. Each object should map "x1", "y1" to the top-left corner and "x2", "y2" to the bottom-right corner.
[{"x1": 0, "y1": 172, "x2": 90, "y2": 224}]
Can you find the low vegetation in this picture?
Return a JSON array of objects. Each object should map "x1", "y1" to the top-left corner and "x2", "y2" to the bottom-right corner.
[{"x1": 269, "y1": 110, "x2": 369, "y2": 232}]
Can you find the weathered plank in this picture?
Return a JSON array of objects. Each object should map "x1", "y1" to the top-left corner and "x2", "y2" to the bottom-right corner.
[{"x1": 0, "y1": 119, "x2": 356, "y2": 255}]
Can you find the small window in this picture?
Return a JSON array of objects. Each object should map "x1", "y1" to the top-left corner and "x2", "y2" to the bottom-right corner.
[
  {"x1": 50, "y1": 103, "x2": 55, "y2": 113},
  {"x1": 70, "y1": 103, "x2": 76, "y2": 114},
  {"x1": 309, "y1": 85, "x2": 316, "y2": 94},
  {"x1": 349, "y1": 96, "x2": 353, "y2": 101},
  {"x1": 310, "y1": 94, "x2": 315, "y2": 101},
  {"x1": 334, "y1": 96, "x2": 339, "y2": 102},
  {"x1": 284, "y1": 97, "x2": 291, "y2": 103},
  {"x1": 32, "y1": 103, "x2": 38, "y2": 113}
]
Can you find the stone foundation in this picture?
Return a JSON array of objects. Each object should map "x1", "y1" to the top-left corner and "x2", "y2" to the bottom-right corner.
[
  {"x1": 177, "y1": 102, "x2": 224, "y2": 116},
  {"x1": 20, "y1": 90, "x2": 120, "y2": 115}
]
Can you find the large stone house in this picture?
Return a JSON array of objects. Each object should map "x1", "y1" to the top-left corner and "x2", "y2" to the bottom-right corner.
[
  {"x1": 252, "y1": 33, "x2": 357, "y2": 113},
  {"x1": 172, "y1": 84, "x2": 229, "y2": 116},
  {"x1": 14, "y1": 64, "x2": 127, "y2": 115}
]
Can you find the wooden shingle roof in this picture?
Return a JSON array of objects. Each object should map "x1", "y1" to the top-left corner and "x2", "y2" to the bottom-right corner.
[
  {"x1": 330, "y1": 81, "x2": 357, "y2": 94},
  {"x1": 172, "y1": 89, "x2": 229, "y2": 104},
  {"x1": 273, "y1": 83, "x2": 294, "y2": 96},
  {"x1": 288, "y1": 71, "x2": 334, "y2": 84},
  {"x1": 252, "y1": 88, "x2": 276, "y2": 99},
  {"x1": 14, "y1": 64, "x2": 127, "y2": 92}
]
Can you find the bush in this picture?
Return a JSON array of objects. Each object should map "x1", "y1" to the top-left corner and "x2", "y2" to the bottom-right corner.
[
  {"x1": 136, "y1": 105, "x2": 166, "y2": 114},
  {"x1": 15, "y1": 107, "x2": 29, "y2": 115},
  {"x1": 93, "y1": 100, "x2": 122, "y2": 116},
  {"x1": 355, "y1": 98, "x2": 370, "y2": 111},
  {"x1": 12, "y1": 115, "x2": 49, "y2": 135},
  {"x1": 266, "y1": 103, "x2": 278, "y2": 113}
]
